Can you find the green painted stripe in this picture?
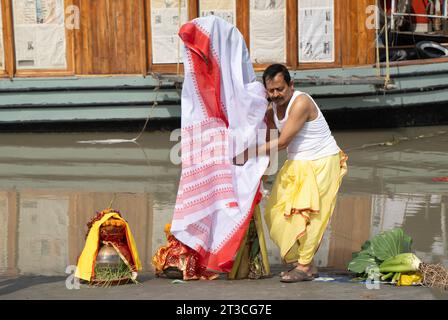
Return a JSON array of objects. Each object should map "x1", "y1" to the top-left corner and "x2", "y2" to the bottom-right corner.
[
  {"x1": 0, "y1": 104, "x2": 181, "y2": 122},
  {"x1": 0, "y1": 89, "x2": 180, "y2": 107}
]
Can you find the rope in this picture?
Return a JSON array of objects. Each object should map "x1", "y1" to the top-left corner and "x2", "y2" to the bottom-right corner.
[
  {"x1": 383, "y1": 0, "x2": 391, "y2": 88},
  {"x1": 77, "y1": 77, "x2": 161, "y2": 145},
  {"x1": 107, "y1": 193, "x2": 116, "y2": 210}
]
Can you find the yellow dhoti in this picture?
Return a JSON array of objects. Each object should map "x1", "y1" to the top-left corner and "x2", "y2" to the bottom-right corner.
[{"x1": 265, "y1": 151, "x2": 347, "y2": 265}]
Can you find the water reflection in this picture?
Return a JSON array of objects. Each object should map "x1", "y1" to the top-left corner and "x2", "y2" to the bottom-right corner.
[
  {"x1": 318, "y1": 193, "x2": 448, "y2": 271},
  {"x1": 0, "y1": 190, "x2": 446, "y2": 276},
  {"x1": 0, "y1": 191, "x2": 154, "y2": 276},
  {"x1": 0, "y1": 126, "x2": 447, "y2": 276}
]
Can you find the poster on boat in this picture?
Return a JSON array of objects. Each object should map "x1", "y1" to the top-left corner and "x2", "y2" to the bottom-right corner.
[
  {"x1": 13, "y1": 0, "x2": 67, "y2": 69},
  {"x1": 0, "y1": 5, "x2": 4, "y2": 70},
  {"x1": 250, "y1": 0, "x2": 286, "y2": 64},
  {"x1": 298, "y1": 0, "x2": 335, "y2": 63},
  {"x1": 151, "y1": 0, "x2": 188, "y2": 64},
  {"x1": 199, "y1": 0, "x2": 235, "y2": 25}
]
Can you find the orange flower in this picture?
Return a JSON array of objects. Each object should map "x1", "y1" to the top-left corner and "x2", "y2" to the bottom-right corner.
[{"x1": 164, "y1": 223, "x2": 172, "y2": 236}]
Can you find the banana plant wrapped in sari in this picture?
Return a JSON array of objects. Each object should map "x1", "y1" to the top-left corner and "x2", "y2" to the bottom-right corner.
[{"x1": 152, "y1": 15, "x2": 271, "y2": 280}]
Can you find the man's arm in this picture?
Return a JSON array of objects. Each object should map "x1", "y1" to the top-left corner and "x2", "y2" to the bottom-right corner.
[
  {"x1": 233, "y1": 95, "x2": 314, "y2": 165},
  {"x1": 257, "y1": 95, "x2": 312, "y2": 156},
  {"x1": 265, "y1": 104, "x2": 277, "y2": 147}
]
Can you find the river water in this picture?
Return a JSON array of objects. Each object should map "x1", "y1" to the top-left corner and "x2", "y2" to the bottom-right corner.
[{"x1": 0, "y1": 125, "x2": 447, "y2": 276}]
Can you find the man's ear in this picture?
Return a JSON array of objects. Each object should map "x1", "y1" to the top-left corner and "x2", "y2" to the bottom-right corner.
[{"x1": 289, "y1": 80, "x2": 294, "y2": 88}]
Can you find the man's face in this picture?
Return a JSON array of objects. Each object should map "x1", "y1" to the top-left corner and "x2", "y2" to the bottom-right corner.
[{"x1": 265, "y1": 73, "x2": 294, "y2": 107}]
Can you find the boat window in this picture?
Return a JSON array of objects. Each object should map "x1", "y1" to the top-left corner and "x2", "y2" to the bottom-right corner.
[
  {"x1": 249, "y1": 0, "x2": 286, "y2": 64},
  {"x1": 298, "y1": 0, "x2": 335, "y2": 64},
  {"x1": 199, "y1": 0, "x2": 236, "y2": 25},
  {"x1": 150, "y1": 0, "x2": 189, "y2": 64},
  {"x1": 12, "y1": 0, "x2": 67, "y2": 70}
]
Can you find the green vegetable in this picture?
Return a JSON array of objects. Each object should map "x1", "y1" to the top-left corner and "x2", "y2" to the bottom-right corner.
[
  {"x1": 381, "y1": 272, "x2": 394, "y2": 281},
  {"x1": 348, "y1": 228, "x2": 448, "y2": 289},
  {"x1": 370, "y1": 228, "x2": 412, "y2": 261},
  {"x1": 348, "y1": 228, "x2": 412, "y2": 275},
  {"x1": 379, "y1": 253, "x2": 422, "y2": 273},
  {"x1": 391, "y1": 272, "x2": 401, "y2": 284},
  {"x1": 347, "y1": 252, "x2": 378, "y2": 274}
]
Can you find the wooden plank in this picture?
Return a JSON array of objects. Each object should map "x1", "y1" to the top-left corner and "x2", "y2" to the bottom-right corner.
[
  {"x1": 130, "y1": 0, "x2": 143, "y2": 74},
  {"x1": 80, "y1": 0, "x2": 93, "y2": 74},
  {"x1": 146, "y1": 0, "x2": 153, "y2": 72},
  {"x1": 2, "y1": 0, "x2": 15, "y2": 78},
  {"x1": 152, "y1": 64, "x2": 185, "y2": 74},
  {"x1": 236, "y1": 0, "x2": 249, "y2": 52},
  {"x1": 90, "y1": 0, "x2": 106, "y2": 74},
  {"x1": 113, "y1": 0, "x2": 126, "y2": 73},
  {"x1": 72, "y1": 0, "x2": 83, "y2": 74},
  {"x1": 64, "y1": 0, "x2": 76, "y2": 75},
  {"x1": 100, "y1": 0, "x2": 111, "y2": 73},
  {"x1": 14, "y1": 70, "x2": 76, "y2": 78},
  {"x1": 349, "y1": 0, "x2": 358, "y2": 66},
  {"x1": 138, "y1": 0, "x2": 148, "y2": 75},
  {"x1": 340, "y1": 0, "x2": 350, "y2": 66},
  {"x1": 357, "y1": 0, "x2": 369, "y2": 65},
  {"x1": 286, "y1": 0, "x2": 298, "y2": 69},
  {"x1": 333, "y1": 0, "x2": 342, "y2": 66},
  {"x1": 366, "y1": 0, "x2": 376, "y2": 65},
  {"x1": 189, "y1": 0, "x2": 199, "y2": 19},
  {"x1": 123, "y1": 0, "x2": 134, "y2": 73}
]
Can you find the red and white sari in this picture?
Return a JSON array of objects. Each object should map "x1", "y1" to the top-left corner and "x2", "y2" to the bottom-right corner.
[{"x1": 170, "y1": 16, "x2": 269, "y2": 273}]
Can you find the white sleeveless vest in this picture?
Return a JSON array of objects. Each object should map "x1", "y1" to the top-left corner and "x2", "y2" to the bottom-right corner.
[{"x1": 273, "y1": 91, "x2": 340, "y2": 160}]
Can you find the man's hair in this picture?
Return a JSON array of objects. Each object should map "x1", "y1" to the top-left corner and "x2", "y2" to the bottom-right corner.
[{"x1": 262, "y1": 64, "x2": 291, "y2": 87}]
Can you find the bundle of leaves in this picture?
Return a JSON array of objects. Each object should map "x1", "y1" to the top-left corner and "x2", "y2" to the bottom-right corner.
[
  {"x1": 93, "y1": 260, "x2": 137, "y2": 287},
  {"x1": 348, "y1": 228, "x2": 448, "y2": 289}
]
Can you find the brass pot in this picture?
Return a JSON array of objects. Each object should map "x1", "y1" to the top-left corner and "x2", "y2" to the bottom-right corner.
[{"x1": 95, "y1": 244, "x2": 121, "y2": 268}]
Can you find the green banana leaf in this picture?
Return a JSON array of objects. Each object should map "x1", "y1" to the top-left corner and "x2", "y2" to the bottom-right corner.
[
  {"x1": 347, "y1": 252, "x2": 378, "y2": 274},
  {"x1": 348, "y1": 228, "x2": 413, "y2": 275},
  {"x1": 370, "y1": 228, "x2": 412, "y2": 261},
  {"x1": 351, "y1": 240, "x2": 372, "y2": 260}
]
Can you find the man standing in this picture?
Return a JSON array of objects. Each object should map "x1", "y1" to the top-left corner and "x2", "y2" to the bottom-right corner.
[{"x1": 243, "y1": 64, "x2": 348, "y2": 282}]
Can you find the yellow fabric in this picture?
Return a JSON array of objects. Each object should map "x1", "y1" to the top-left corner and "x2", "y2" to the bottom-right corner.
[
  {"x1": 397, "y1": 272, "x2": 423, "y2": 286},
  {"x1": 265, "y1": 151, "x2": 347, "y2": 265},
  {"x1": 75, "y1": 212, "x2": 142, "y2": 281}
]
